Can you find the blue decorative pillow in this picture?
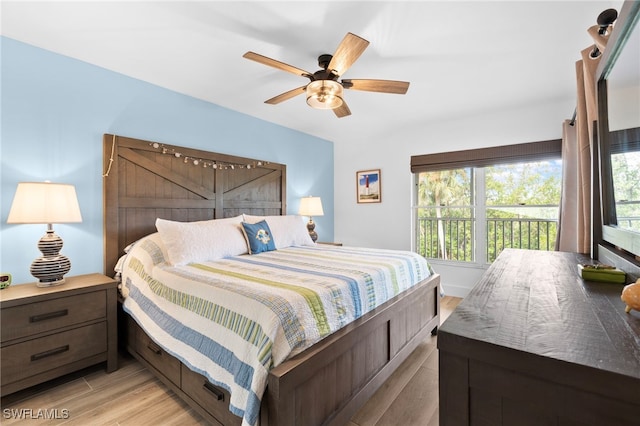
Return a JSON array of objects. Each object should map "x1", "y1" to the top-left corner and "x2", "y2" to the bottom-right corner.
[{"x1": 241, "y1": 220, "x2": 277, "y2": 254}]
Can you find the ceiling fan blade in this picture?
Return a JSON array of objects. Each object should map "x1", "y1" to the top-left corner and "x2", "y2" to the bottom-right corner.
[
  {"x1": 333, "y1": 101, "x2": 352, "y2": 118},
  {"x1": 243, "y1": 52, "x2": 312, "y2": 78},
  {"x1": 327, "y1": 33, "x2": 370, "y2": 77},
  {"x1": 342, "y1": 79, "x2": 410, "y2": 94},
  {"x1": 265, "y1": 86, "x2": 307, "y2": 105}
]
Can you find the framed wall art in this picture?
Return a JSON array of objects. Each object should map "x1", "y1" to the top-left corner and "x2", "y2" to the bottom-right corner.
[{"x1": 356, "y1": 169, "x2": 381, "y2": 203}]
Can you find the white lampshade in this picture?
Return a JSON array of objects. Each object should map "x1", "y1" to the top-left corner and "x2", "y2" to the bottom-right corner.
[
  {"x1": 7, "y1": 182, "x2": 82, "y2": 287},
  {"x1": 299, "y1": 196, "x2": 324, "y2": 217},
  {"x1": 306, "y1": 80, "x2": 344, "y2": 110},
  {"x1": 7, "y1": 182, "x2": 82, "y2": 224}
]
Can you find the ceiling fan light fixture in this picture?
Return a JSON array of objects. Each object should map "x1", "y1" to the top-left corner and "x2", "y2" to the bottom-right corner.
[{"x1": 306, "y1": 80, "x2": 343, "y2": 109}]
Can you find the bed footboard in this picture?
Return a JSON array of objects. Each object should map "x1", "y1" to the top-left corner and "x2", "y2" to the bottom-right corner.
[{"x1": 262, "y1": 273, "x2": 440, "y2": 426}]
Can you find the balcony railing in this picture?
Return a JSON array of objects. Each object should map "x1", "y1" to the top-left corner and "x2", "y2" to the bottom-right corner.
[
  {"x1": 418, "y1": 217, "x2": 474, "y2": 262},
  {"x1": 417, "y1": 216, "x2": 558, "y2": 263},
  {"x1": 486, "y1": 218, "x2": 557, "y2": 262},
  {"x1": 616, "y1": 216, "x2": 640, "y2": 232},
  {"x1": 615, "y1": 200, "x2": 640, "y2": 231}
]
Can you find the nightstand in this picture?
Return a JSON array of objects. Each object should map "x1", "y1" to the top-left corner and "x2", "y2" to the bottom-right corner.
[{"x1": 0, "y1": 273, "x2": 118, "y2": 396}]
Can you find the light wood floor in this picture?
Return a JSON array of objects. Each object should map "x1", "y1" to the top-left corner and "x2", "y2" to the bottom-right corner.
[{"x1": 1, "y1": 296, "x2": 462, "y2": 426}]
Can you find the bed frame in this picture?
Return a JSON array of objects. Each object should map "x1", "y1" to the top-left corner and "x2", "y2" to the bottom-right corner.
[{"x1": 103, "y1": 134, "x2": 441, "y2": 426}]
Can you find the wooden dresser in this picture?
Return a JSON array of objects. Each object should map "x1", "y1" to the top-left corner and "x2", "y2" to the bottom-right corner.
[
  {"x1": 438, "y1": 249, "x2": 640, "y2": 426},
  {"x1": 0, "y1": 274, "x2": 118, "y2": 396}
]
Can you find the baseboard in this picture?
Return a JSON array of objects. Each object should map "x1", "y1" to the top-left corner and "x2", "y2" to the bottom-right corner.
[{"x1": 440, "y1": 282, "x2": 470, "y2": 298}]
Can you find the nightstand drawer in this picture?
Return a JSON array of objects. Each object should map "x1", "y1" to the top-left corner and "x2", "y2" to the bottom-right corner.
[
  {"x1": 1, "y1": 322, "x2": 107, "y2": 386},
  {"x1": 181, "y1": 364, "x2": 240, "y2": 426},
  {"x1": 1, "y1": 290, "x2": 106, "y2": 342},
  {"x1": 135, "y1": 324, "x2": 181, "y2": 386}
]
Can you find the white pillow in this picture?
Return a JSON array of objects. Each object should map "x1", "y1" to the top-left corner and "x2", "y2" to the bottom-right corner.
[
  {"x1": 155, "y1": 216, "x2": 247, "y2": 265},
  {"x1": 243, "y1": 214, "x2": 315, "y2": 249}
]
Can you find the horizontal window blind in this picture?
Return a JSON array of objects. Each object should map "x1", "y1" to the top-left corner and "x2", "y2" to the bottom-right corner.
[
  {"x1": 609, "y1": 127, "x2": 640, "y2": 155},
  {"x1": 410, "y1": 139, "x2": 562, "y2": 173}
]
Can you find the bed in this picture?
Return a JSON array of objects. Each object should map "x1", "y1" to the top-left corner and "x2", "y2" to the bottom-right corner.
[{"x1": 103, "y1": 134, "x2": 440, "y2": 426}]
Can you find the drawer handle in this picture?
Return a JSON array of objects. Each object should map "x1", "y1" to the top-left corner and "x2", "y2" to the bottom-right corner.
[
  {"x1": 31, "y1": 345, "x2": 70, "y2": 362},
  {"x1": 30, "y1": 309, "x2": 68, "y2": 323},
  {"x1": 203, "y1": 381, "x2": 224, "y2": 401},
  {"x1": 147, "y1": 341, "x2": 162, "y2": 355}
]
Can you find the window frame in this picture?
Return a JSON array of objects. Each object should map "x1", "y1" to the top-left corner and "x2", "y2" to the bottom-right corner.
[{"x1": 412, "y1": 140, "x2": 562, "y2": 265}]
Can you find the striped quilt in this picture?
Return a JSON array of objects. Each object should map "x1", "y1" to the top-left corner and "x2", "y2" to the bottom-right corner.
[{"x1": 121, "y1": 233, "x2": 432, "y2": 426}]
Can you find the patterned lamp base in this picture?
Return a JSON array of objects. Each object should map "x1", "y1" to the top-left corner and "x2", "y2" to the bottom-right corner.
[
  {"x1": 307, "y1": 219, "x2": 318, "y2": 243},
  {"x1": 31, "y1": 229, "x2": 71, "y2": 287}
]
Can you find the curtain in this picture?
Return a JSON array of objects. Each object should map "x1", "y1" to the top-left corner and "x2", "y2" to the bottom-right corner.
[
  {"x1": 556, "y1": 24, "x2": 611, "y2": 253},
  {"x1": 556, "y1": 120, "x2": 580, "y2": 251}
]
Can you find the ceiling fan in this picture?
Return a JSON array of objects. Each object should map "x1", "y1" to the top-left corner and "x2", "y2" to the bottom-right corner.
[{"x1": 243, "y1": 32, "x2": 410, "y2": 118}]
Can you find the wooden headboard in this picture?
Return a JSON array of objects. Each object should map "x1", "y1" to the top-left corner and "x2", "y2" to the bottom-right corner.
[{"x1": 102, "y1": 134, "x2": 286, "y2": 276}]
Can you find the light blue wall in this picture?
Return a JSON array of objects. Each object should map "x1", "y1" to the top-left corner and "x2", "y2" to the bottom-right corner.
[{"x1": 0, "y1": 37, "x2": 334, "y2": 285}]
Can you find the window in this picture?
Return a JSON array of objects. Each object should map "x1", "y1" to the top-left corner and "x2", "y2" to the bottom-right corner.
[
  {"x1": 411, "y1": 141, "x2": 562, "y2": 264},
  {"x1": 611, "y1": 150, "x2": 640, "y2": 232},
  {"x1": 416, "y1": 168, "x2": 474, "y2": 261},
  {"x1": 484, "y1": 161, "x2": 561, "y2": 261}
]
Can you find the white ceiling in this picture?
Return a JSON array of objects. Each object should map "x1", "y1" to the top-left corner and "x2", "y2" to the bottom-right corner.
[{"x1": 0, "y1": 0, "x2": 623, "y2": 144}]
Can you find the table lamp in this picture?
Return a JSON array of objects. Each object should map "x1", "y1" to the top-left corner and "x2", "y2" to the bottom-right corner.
[
  {"x1": 298, "y1": 196, "x2": 324, "y2": 242},
  {"x1": 7, "y1": 182, "x2": 82, "y2": 287}
]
